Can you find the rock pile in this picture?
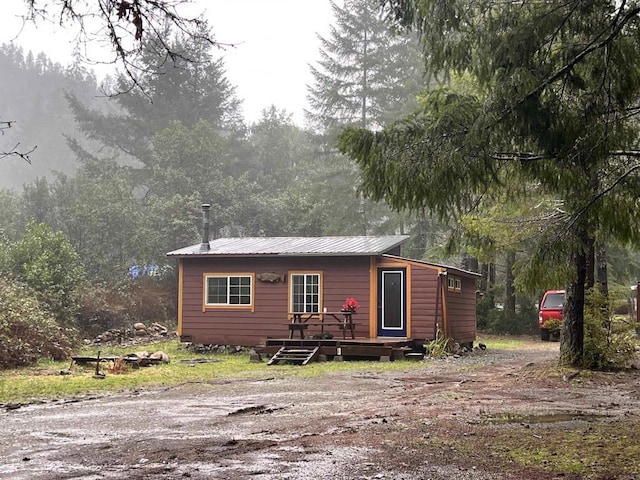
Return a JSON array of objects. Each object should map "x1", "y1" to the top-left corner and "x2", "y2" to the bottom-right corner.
[
  {"x1": 185, "y1": 343, "x2": 250, "y2": 354},
  {"x1": 133, "y1": 322, "x2": 168, "y2": 337},
  {"x1": 87, "y1": 322, "x2": 171, "y2": 347}
]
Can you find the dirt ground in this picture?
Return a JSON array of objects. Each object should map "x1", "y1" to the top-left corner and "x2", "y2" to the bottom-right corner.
[{"x1": 1, "y1": 339, "x2": 640, "y2": 480}]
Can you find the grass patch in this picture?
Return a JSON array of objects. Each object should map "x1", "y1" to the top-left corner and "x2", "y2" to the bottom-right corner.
[
  {"x1": 411, "y1": 415, "x2": 640, "y2": 478},
  {"x1": 476, "y1": 333, "x2": 530, "y2": 350},
  {"x1": 489, "y1": 419, "x2": 640, "y2": 477},
  {"x1": 0, "y1": 339, "x2": 442, "y2": 404}
]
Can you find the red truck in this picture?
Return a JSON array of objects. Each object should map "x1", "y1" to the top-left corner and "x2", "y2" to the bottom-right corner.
[{"x1": 538, "y1": 289, "x2": 565, "y2": 341}]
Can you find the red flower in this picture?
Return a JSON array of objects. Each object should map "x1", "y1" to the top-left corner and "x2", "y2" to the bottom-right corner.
[{"x1": 342, "y1": 297, "x2": 360, "y2": 312}]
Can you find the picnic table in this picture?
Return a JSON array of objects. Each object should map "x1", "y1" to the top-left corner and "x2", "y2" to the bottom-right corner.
[{"x1": 288, "y1": 311, "x2": 357, "y2": 339}]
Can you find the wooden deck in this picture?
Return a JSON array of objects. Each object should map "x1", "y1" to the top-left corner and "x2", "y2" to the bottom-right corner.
[{"x1": 259, "y1": 337, "x2": 422, "y2": 361}]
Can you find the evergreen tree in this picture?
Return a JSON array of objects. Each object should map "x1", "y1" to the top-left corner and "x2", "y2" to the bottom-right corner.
[
  {"x1": 0, "y1": 44, "x2": 105, "y2": 188},
  {"x1": 112, "y1": 22, "x2": 243, "y2": 134},
  {"x1": 304, "y1": 0, "x2": 436, "y2": 242},
  {"x1": 306, "y1": 0, "x2": 424, "y2": 136},
  {"x1": 340, "y1": 0, "x2": 640, "y2": 366},
  {"x1": 67, "y1": 23, "x2": 243, "y2": 171}
]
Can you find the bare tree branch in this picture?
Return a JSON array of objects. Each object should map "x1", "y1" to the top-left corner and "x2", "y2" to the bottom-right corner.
[
  {"x1": 19, "y1": 1, "x2": 238, "y2": 93},
  {"x1": 0, "y1": 121, "x2": 36, "y2": 163},
  {"x1": 4, "y1": 1, "x2": 242, "y2": 162},
  {"x1": 0, "y1": 143, "x2": 37, "y2": 164}
]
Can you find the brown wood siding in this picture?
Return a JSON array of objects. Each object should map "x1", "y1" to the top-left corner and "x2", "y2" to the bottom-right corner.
[
  {"x1": 180, "y1": 256, "x2": 371, "y2": 345},
  {"x1": 408, "y1": 265, "x2": 440, "y2": 340},
  {"x1": 445, "y1": 275, "x2": 478, "y2": 344}
]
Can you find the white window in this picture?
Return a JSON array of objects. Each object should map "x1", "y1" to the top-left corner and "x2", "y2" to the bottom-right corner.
[
  {"x1": 205, "y1": 275, "x2": 252, "y2": 306},
  {"x1": 290, "y1": 273, "x2": 320, "y2": 313}
]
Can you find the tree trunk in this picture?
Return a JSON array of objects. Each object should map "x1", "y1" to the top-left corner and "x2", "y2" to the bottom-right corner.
[
  {"x1": 480, "y1": 263, "x2": 489, "y2": 293},
  {"x1": 585, "y1": 239, "x2": 595, "y2": 291},
  {"x1": 560, "y1": 226, "x2": 589, "y2": 367},
  {"x1": 489, "y1": 262, "x2": 496, "y2": 287},
  {"x1": 596, "y1": 241, "x2": 608, "y2": 298},
  {"x1": 504, "y1": 251, "x2": 516, "y2": 317},
  {"x1": 480, "y1": 262, "x2": 494, "y2": 308}
]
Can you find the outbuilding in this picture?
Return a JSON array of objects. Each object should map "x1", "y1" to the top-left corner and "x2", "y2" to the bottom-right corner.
[{"x1": 167, "y1": 207, "x2": 480, "y2": 352}]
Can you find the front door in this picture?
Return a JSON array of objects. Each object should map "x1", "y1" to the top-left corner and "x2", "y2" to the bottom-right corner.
[{"x1": 377, "y1": 268, "x2": 406, "y2": 337}]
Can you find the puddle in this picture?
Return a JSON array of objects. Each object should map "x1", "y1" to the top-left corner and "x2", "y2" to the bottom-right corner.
[{"x1": 478, "y1": 411, "x2": 607, "y2": 425}]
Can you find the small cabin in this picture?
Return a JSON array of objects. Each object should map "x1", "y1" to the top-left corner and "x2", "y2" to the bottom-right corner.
[{"x1": 167, "y1": 215, "x2": 479, "y2": 350}]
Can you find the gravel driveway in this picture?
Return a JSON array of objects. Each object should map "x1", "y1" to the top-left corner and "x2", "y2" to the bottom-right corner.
[{"x1": 2, "y1": 340, "x2": 638, "y2": 479}]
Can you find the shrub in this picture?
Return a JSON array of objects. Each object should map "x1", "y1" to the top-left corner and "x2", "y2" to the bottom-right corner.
[
  {"x1": 0, "y1": 221, "x2": 85, "y2": 330},
  {"x1": 582, "y1": 288, "x2": 637, "y2": 370},
  {"x1": 541, "y1": 318, "x2": 562, "y2": 334},
  {"x1": 77, "y1": 277, "x2": 176, "y2": 338},
  {"x1": 0, "y1": 277, "x2": 73, "y2": 368},
  {"x1": 424, "y1": 327, "x2": 452, "y2": 358}
]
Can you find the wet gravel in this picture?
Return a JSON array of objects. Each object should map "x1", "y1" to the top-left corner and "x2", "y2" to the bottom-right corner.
[{"x1": 3, "y1": 340, "x2": 634, "y2": 479}]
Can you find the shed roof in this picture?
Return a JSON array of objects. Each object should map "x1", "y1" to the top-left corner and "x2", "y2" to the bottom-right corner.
[
  {"x1": 382, "y1": 254, "x2": 482, "y2": 277},
  {"x1": 166, "y1": 235, "x2": 410, "y2": 257}
]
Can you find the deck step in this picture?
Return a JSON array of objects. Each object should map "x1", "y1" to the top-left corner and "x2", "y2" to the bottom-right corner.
[{"x1": 268, "y1": 346, "x2": 320, "y2": 365}]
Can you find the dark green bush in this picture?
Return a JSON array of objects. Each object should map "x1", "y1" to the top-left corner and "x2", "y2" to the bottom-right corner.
[
  {"x1": 583, "y1": 288, "x2": 636, "y2": 370},
  {"x1": 0, "y1": 277, "x2": 73, "y2": 368},
  {"x1": 0, "y1": 221, "x2": 85, "y2": 330}
]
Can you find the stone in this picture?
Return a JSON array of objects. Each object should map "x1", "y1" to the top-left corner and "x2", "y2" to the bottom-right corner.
[
  {"x1": 249, "y1": 353, "x2": 263, "y2": 363},
  {"x1": 149, "y1": 351, "x2": 171, "y2": 363}
]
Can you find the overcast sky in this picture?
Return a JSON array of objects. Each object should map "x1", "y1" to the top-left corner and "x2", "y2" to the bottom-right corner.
[{"x1": 0, "y1": 0, "x2": 334, "y2": 126}]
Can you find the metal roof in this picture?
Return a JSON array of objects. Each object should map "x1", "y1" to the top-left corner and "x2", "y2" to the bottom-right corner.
[
  {"x1": 166, "y1": 235, "x2": 409, "y2": 257},
  {"x1": 382, "y1": 254, "x2": 482, "y2": 277}
]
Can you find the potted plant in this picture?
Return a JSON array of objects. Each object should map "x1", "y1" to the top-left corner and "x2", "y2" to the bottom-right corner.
[{"x1": 341, "y1": 297, "x2": 360, "y2": 313}]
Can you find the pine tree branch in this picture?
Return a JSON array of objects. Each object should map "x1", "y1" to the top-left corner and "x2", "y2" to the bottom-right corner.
[
  {"x1": 567, "y1": 161, "x2": 640, "y2": 233},
  {"x1": 19, "y1": 1, "x2": 237, "y2": 95},
  {"x1": 503, "y1": 4, "x2": 640, "y2": 118}
]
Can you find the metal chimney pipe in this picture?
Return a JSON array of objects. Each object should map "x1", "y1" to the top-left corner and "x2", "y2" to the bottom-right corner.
[{"x1": 201, "y1": 203, "x2": 211, "y2": 251}]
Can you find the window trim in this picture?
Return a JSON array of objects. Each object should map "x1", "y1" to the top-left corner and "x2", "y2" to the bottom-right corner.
[
  {"x1": 203, "y1": 272, "x2": 254, "y2": 310},
  {"x1": 447, "y1": 275, "x2": 462, "y2": 293},
  {"x1": 288, "y1": 271, "x2": 323, "y2": 315}
]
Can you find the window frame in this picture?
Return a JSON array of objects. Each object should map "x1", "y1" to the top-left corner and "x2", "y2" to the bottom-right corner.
[
  {"x1": 203, "y1": 272, "x2": 254, "y2": 309},
  {"x1": 289, "y1": 271, "x2": 322, "y2": 314},
  {"x1": 447, "y1": 275, "x2": 462, "y2": 293}
]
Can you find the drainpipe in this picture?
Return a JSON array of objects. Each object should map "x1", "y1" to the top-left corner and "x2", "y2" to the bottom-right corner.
[{"x1": 200, "y1": 203, "x2": 211, "y2": 252}]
